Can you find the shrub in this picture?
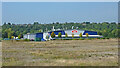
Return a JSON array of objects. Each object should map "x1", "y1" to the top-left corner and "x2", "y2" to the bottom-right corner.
[
  {"x1": 58, "y1": 32, "x2": 62, "y2": 38},
  {"x1": 11, "y1": 36, "x2": 14, "y2": 39},
  {"x1": 88, "y1": 38, "x2": 92, "y2": 40},
  {"x1": 18, "y1": 35, "x2": 21, "y2": 39},
  {"x1": 51, "y1": 32, "x2": 55, "y2": 38},
  {"x1": 97, "y1": 38, "x2": 100, "y2": 39},
  {"x1": 79, "y1": 33, "x2": 82, "y2": 38},
  {"x1": 46, "y1": 35, "x2": 49, "y2": 40},
  {"x1": 72, "y1": 34, "x2": 74, "y2": 38},
  {"x1": 106, "y1": 37, "x2": 110, "y2": 39},
  {"x1": 65, "y1": 33, "x2": 68, "y2": 38},
  {"x1": 79, "y1": 38, "x2": 84, "y2": 40},
  {"x1": 0, "y1": 38, "x2": 2, "y2": 41},
  {"x1": 86, "y1": 33, "x2": 89, "y2": 38},
  {"x1": 24, "y1": 39, "x2": 30, "y2": 41},
  {"x1": 72, "y1": 39, "x2": 76, "y2": 40},
  {"x1": 102, "y1": 38, "x2": 105, "y2": 39}
]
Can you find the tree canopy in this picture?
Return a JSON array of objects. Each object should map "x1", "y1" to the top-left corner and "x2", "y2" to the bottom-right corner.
[{"x1": 2, "y1": 22, "x2": 119, "y2": 38}]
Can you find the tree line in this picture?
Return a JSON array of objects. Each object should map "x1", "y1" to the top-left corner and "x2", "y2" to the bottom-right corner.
[{"x1": 2, "y1": 22, "x2": 119, "y2": 39}]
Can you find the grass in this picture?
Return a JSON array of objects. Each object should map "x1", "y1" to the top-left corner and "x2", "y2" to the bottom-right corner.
[{"x1": 2, "y1": 39, "x2": 118, "y2": 66}]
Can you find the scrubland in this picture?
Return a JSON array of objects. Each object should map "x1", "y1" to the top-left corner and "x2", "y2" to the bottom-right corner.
[{"x1": 2, "y1": 39, "x2": 118, "y2": 66}]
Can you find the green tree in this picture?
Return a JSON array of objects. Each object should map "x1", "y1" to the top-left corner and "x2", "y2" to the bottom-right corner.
[
  {"x1": 6, "y1": 28, "x2": 14, "y2": 39},
  {"x1": 38, "y1": 29, "x2": 42, "y2": 32},
  {"x1": 18, "y1": 34, "x2": 21, "y2": 39},
  {"x1": 2, "y1": 32, "x2": 8, "y2": 38},
  {"x1": 102, "y1": 32, "x2": 108, "y2": 38},
  {"x1": 58, "y1": 32, "x2": 62, "y2": 38},
  {"x1": 72, "y1": 34, "x2": 74, "y2": 38},
  {"x1": 98, "y1": 31, "x2": 102, "y2": 35},
  {"x1": 79, "y1": 33, "x2": 82, "y2": 38},
  {"x1": 11, "y1": 36, "x2": 14, "y2": 39},
  {"x1": 86, "y1": 33, "x2": 89, "y2": 38},
  {"x1": 34, "y1": 22, "x2": 39, "y2": 25},
  {"x1": 51, "y1": 32, "x2": 55, "y2": 38},
  {"x1": 46, "y1": 35, "x2": 49, "y2": 40},
  {"x1": 1, "y1": 22, "x2": 118, "y2": 39},
  {"x1": 65, "y1": 33, "x2": 68, "y2": 38}
]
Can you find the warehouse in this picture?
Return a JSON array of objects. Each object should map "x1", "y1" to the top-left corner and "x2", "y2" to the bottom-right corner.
[
  {"x1": 48, "y1": 29, "x2": 102, "y2": 39},
  {"x1": 23, "y1": 29, "x2": 103, "y2": 41},
  {"x1": 23, "y1": 33, "x2": 35, "y2": 40}
]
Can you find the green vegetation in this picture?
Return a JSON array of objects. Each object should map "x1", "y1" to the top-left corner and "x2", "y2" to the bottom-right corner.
[
  {"x1": 46, "y1": 35, "x2": 49, "y2": 40},
  {"x1": 51, "y1": 32, "x2": 55, "y2": 38},
  {"x1": 72, "y1": 34, "x2": 74, "y2": 38},
  {"x1": 58, "y1": 32, "x2": 62, "y2": 38},
  {"x1": 79, "y1": 33, "x2": 82, "y2": 38},
  {"x1": 65, "y1": 33, "x2": 68, "y2": 38},
  {"x1": 2, "y1": 39, "x2": 118, "y2": 66},
  {"x1": 18, "y1": 35, "x2": 22, "y2": 39},
  {"x1": 2, "y1": 22, "x2": 119, "y2": 39},
  {"x1": 86, "y1": 33, "x2": 89, "y2": 38},
  {"x1": 24, "y1": 39, "x2": 30, "y2": 41},
  {"x1": 11, "y1": 36, "x2": 14, "y2": 39}
]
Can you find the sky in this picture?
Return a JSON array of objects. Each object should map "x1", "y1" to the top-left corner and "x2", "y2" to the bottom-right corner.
[
  {"x1": 1, "y1": 0, "x2": 120, "y2": 2},
  {"x1": 2, "y1": 2, "x2": 118, "y2": 24}
]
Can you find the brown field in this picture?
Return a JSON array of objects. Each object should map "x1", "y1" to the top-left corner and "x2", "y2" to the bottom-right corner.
[{"x1": 2, "y1": 39, "x2": 118, "y2": 66}]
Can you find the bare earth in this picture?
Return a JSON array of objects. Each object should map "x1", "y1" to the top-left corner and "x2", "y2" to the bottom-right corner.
[{"x1": 2, "y1": 39, "x2": 118, "y2": 66}]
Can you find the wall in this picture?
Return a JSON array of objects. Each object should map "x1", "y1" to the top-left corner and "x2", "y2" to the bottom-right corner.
[
  {"x1": 83, "y1": 30, "x2": 97, "y2": 35},
  {"x1": 65, "y1": 30, "x2": 84, "y2": 35}
]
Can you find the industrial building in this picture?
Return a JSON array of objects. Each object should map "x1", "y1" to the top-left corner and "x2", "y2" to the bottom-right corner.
[
  {"x1": 23, "y1": 29, "x2": 103, "y2": 41},
  {"x1": 23, "y1": 33, "x2": 35, "y2": 40}
]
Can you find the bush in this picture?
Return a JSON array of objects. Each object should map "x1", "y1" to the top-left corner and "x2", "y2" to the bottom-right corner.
[
  {"x1": 106, "y1": 37, "x2": 110, "y2": 39},
  {"x1": 72, "y1": 39, "x2": 75, "y2": 40},
  {"x1": 102, "y1": 38, "x2": 105, "y2": 39},
  {"x1": 97, "y1": 38, "x2": 100, "y2": 39},
  {"x1": 65, "y1": 33, "x2": 68, "y2": 38},
  {"x1": 64, "y1": 39, "x2": 72, "y2": 40},
  {"x1": 79, "y1": 33, "x2": 82, "y2": 38},
  {"x1": 72, "y1": 34, "x2": 74, "y2": 38},
  {"x1": 72, "y1": 39, "x2": 79, "y2": 40},
  {"x1": 58, "y1": 32, "x2": 62, "y2": 38},
  {"x1": 51, "y1": 32, "x2": 55, "y2": 38},
  {"x1": 79, "y1": 38, "x2": 84, "y2": 40},
  {"x1": 86, "y1": 33, "x2": 89, "y2": 37},
  {"x1": 24, "y1": 39, "x2": 30, "y2": 41},
  {"x1": 0, "y1": 38, "x2": 2, "y2": 41},
  {"x1": 86, "y1": 38, "x2": 92, "y2": 40}
]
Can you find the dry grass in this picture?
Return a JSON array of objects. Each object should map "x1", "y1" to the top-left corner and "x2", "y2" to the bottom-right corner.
[{"x1": 2, "y1": 39, "x2": 118, "y2": 66}]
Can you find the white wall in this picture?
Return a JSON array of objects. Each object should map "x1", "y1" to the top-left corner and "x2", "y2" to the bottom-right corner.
[
  {"x1": 65, "y1": 30, "x2": 85, "y2": 35},
  {"x1": 23, "y1": 34, "x2": 36, "y2": 40}
]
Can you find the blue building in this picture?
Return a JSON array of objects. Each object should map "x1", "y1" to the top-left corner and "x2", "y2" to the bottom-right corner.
[{"x1": 23, "y1": 29, "x2": 103, "y2": 41}]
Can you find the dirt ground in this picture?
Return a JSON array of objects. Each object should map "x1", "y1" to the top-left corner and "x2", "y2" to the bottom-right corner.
[{"x1": 2, "y1": 39, "x2": 118, "y2": 66}]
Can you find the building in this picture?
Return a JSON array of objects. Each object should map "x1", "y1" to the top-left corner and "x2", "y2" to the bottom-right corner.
[
  {"x1": 48, "y1": 29, "x2": 102, "y2": 39},
  {"x1": 23, "y1": 29, "x2": 103, "y2": 41},
  {"x1": 23, "y1": 33, "x2": 36, "y2": 40}
]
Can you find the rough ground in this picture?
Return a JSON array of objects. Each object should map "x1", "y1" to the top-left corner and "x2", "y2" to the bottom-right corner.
[{"x1": 2, "y1": 39, "x2": 118, "y2": 66}]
